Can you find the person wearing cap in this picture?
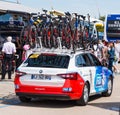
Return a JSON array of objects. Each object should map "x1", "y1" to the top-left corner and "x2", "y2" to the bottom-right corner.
[{"x1": 1, "y1": 36, "x2": 16, "y2": 80}]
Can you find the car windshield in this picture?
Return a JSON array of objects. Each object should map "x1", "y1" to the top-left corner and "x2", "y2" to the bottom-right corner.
[{"x1": 23, "y1": 53, "x2": 70, "y2": 68}]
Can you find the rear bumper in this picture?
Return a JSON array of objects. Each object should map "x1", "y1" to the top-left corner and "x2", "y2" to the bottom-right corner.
[
  {"x1": 16, "y1": 92, "x2": 71, "y2": 100},
  {"x1": 14, "y1": 76, "x2": 84, "y2": 100}
]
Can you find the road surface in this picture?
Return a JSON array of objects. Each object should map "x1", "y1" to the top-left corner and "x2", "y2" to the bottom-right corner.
[{"x1": 0, "y1": 73, "x2": 120, "y2": 115}]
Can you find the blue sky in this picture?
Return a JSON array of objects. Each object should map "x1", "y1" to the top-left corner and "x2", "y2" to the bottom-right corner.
[{"x1": 8, "y1": 0, "x2": 120, "y2": 18}]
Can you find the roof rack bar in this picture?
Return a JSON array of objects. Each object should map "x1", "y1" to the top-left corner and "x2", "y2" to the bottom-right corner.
[
  {"x1": 37, "y1": 36, "x2": 43, "y2": 49},
  {"x1": 57, "y1": 37, "x2": 62, "y2": 50}
]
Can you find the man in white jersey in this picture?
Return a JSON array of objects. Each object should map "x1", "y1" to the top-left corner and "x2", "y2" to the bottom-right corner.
[{"x1": 1, "y1": 36, "x2": 16, "y2": 80}]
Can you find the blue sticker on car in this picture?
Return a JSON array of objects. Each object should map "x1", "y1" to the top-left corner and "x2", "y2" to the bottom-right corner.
[{"x1": 94, "y1": 66, "x2": 112, "y2": 92}]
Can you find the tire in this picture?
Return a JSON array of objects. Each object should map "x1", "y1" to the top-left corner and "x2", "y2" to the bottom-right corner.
[
  {"x1": 76, "y1": 83, "x2": 89, "y2": 106},
  {"x1": 102, "y1": 77, "x2": 113, "y2": 97},
  {"x1": 19, "y1": 96, "x2": 31, "y2": 103}
]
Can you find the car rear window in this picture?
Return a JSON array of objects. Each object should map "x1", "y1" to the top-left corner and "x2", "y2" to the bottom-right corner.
[{"x1": 23, "y1": 53, "x2": 70, "y2": 68}]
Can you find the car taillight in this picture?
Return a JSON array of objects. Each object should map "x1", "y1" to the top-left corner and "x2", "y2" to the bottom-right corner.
[
  {"x1": 15, "y1": 70, "x2": 26, "y2": 77},
  {"x1": 57, "y1": 72, "x2": 78, "y2": 80}
]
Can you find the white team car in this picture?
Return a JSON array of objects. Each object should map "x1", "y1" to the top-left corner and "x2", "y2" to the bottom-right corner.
[{"x1": 14, "y1": 48, "x2": 114, "y2": 106}]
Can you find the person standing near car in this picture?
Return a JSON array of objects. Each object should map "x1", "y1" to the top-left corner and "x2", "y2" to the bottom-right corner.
[
  {"x1": 107, "y1": 42, "x2": 115, "y2": 73},
  {"x1": 114, "y1": 40, "x2": 120, "y2": 63},
  {"x1": 14, "y1": 36, "x2": 23, "y2": 69},
  {"x1": 1, "y1": 36, "x2": 16, "y2": 80}
]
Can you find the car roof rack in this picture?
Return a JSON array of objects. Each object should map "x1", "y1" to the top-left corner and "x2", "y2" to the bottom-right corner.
[{"x1": 31, "y1": 36, "x2": 91, "y2": 55}]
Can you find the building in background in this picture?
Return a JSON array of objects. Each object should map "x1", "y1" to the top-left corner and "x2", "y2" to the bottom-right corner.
[{"x1": 0, "y1": 0, "x2": 38, "y2": 49}]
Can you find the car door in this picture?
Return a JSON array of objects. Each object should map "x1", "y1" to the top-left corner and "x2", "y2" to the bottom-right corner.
[
  {"x1": 76, "y1": 53, "x2": 92, "y2": 86},
  {"x1": 88, "y1": 53, "x2": 104, "y2": 94}
]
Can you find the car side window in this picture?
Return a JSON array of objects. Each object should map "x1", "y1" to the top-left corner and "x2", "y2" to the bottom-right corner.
[
  {"x1": 82, "y1": 54, "x2": 91, "y2": 66},
  {"x1": 88, "y1": 53, "x2": 101, "y2": 66},
  {"x1": 76, "y1": 54, "x2": 91, "y2": 67},
  {"x1": 76, "y1": 55, "x2": 86, "y2": 66}
]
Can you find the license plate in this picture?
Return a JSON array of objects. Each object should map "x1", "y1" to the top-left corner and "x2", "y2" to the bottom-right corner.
[{"x1": 31, "y1": 74, "x2": 51, "y2": 80}]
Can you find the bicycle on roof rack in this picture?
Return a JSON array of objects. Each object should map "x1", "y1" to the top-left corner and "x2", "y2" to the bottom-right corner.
[
  {"x1": 20, "y1": 19, "x2": 37, "y2": 49},
  {"x1": 35, "y1": 9, "x2": 60, "y2": 49},
  {"x1": 22, "y1": 10, "x2": 98, "y2": 54}
]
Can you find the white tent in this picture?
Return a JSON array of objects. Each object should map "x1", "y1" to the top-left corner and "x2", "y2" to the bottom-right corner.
[{"x1": 0, "y1": 1, "x2": 38, "y2": 14}]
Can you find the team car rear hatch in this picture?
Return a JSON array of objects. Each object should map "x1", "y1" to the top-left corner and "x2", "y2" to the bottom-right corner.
[{"x1": 16, "y1": 53, "x2": 72, "y2": 86}]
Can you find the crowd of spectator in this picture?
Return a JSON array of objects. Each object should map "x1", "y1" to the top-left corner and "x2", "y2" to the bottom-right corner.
[{"x1": 92, "y1": 39, "x2": 120, "y2": 73}]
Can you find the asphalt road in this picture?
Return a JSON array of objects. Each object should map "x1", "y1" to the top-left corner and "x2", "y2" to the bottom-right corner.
[{"x1": 0, "y1": 73, "x2": 120, "y2": 115}]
